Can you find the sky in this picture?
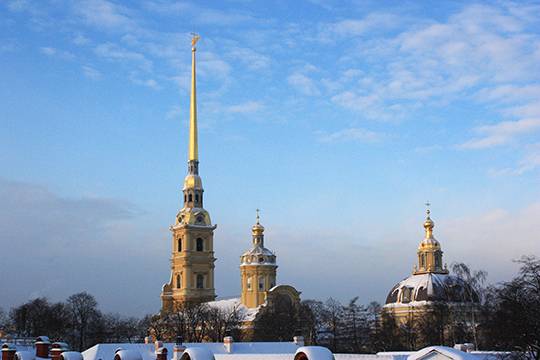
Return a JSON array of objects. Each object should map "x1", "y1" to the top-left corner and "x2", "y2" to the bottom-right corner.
[{"x1": 1, "y1": 0, "x2": 540, "y2": 316}]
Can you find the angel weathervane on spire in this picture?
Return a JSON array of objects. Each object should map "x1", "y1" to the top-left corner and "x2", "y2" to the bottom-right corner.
[{"x1": 191, "y1": 33, "x2": 200, "y2": 48}]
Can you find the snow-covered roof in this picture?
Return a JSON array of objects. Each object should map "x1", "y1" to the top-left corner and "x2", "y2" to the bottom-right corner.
[
  {"x1": 82, "y1": 342, "x2": 301, "y2": 360},
  {"x1": 295, "y1": 346, "x2": 334, "y2": 360},
  {"x1": 15, "y1": 351, "x2": 35, "y2": 360},
  {"x1": 205, "y1": 298, "x2": 260, "y2": 322},
  {"x1": 408, "y1": 346, "x2": 477, "y2": 360},
  {"x1": 61, "y1": 352, "x2": 84, "y2": 360}
]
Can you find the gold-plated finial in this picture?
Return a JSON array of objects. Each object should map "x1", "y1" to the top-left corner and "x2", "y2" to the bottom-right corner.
[
  {"x1": 425, "y1": 201, "x2": 431, "y2": 217},
  {"x1": 188, "y1": 34, "x2": 199, "y2": 161}
]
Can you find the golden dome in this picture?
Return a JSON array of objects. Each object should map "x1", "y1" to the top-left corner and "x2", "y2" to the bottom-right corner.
[
  {"x1": 183, "y1": 174, "x2": 203, "y2": 190},
  {"x1": 252, "y1": 209, "x2": 265, "y2": 235}
]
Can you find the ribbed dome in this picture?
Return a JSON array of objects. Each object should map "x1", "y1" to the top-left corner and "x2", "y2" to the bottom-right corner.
[
  {"x1": 240, "y1": 245, "x2": 276, "y2": 266},
  {"x1": 385, "y1": 273, "x2": 479, "y2": 305}
]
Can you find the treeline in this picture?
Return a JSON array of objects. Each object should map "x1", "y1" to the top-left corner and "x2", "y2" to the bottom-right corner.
[
  {"x1": 0, "y1": 292, "x2": 151, "y2": 351},
  {"x1": 1, "y1": 256, "x2": 538, "y2": 357}
]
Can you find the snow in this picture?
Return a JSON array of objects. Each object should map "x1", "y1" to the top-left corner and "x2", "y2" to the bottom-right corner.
[
  {"x1": 82, "y1": 341, "x2": 301, "y2": 360},
  {"x1": 295, "y1": 346, "x2": 334, "y2": 360},
  {"x1": 114, "y1": 350, "x2": 143, "y2": 360},
  {"x1": 15, "y1": 351, "x2": 35, "y2": 360},
  {"x1": 205, "y1": 298, "x2": 260, "y2": 322},
  {"x1": 408, "y1": 347, "x2": 477, "y2": 360},
  {"x1": 61, "y1": 352, "x2": 84, "y2": 360},
  {"x1": 181, "y1": 347, "x2": 214, "y2": 360}
]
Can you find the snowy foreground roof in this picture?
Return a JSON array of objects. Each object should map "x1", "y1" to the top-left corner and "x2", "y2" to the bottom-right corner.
[
  {"x1": 82, "y1": 343, "x2": 299, "y2": 360},
  {"x1": 81, "y1": 343, "x2": 502, "y2": 360}
]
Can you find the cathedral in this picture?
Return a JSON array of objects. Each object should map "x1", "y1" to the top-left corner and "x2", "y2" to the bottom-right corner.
[
  {"x1": 383, "y1": 208, "x2": 479, "y2": 323},
  {"x1": 160, "y1": 36, "x2": 300, "y2": 314},
  {"x1": 160, "y1": 36, "x2": 477, "y2": 334}
]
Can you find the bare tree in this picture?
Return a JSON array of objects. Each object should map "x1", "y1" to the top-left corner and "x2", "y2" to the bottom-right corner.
[
  {"x1": 67, "y1": 292, "x2": 99, "y2": 351},
  {"x1": 452, "y1": 262, "x2": 487, "y2": 349}
]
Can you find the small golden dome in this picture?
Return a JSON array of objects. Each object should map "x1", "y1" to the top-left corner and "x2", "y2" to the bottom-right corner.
[{"x1": 252, "y1": 209, "x2": 265, "y2": 234}]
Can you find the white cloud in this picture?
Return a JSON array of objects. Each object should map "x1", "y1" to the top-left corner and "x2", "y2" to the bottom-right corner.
[
  {"x1": 227, "y1": 46, "x2": 270, "y2": 70},
  {"x1": 287, "y1": 72, "x2": 320, "y2": 96},
  {"x1": 40, "y1": 46, "x2": 56, "y2": 56},
  {"x1": 7, "y1": 0, "x2": 30, "y2": 12},
  {"x1": 226, "y1": 101, "x2": 264, "y2": 114},
  {"x1": 73, "y1": 33, "x2": 90, "y2": 46},
  {"x1": 74, "y1": 0, "x2": 137, "y2": 32},
  {"x1": 82, "y1": 65, "x2": 102, "y2": 80},
  {"x1": 318, "y1": 127, "x2": 382, "y2": 143},
  {"x1": 144, "y1": 1, "x2": 254, "y2": 25},
  {"x1": 40, "y1": 46, "x2": 75, "y2": 60},
  {"x1": 94, "y1": 42, "x2": 153, "y2": 72},
  {"x1": 326, "y1": 13, "x2": 400, "y2": 37},
  {"x1": 443, "y1": 202, "x2": 540, "y2": 280},
  {"x1": 129, "y1": 72, "x2": 160, "y2": 90},
  {"x1": 459, "y1": 118, "x2": 540, "y2": 149}
]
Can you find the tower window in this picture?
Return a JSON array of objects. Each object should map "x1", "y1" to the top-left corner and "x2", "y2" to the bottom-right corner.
[
  {"x1": 195, "y1": 194, "x2": 199, "y2": 202},
  {"x1": 196, "y1": 274, "x2": 204, "y2": 289},
  {"x1": 258, "y1": 276, "x2": 264, "y2": 291},
  {"x1": 176, "y1": 274, "x2": 182, "y2": 289},
  {"x1": 435, "y1": 253, "x2": 441, "y2": 268},
  {"x1": 420, "y1": 254, "x2": 426, "y2": 268},
  {"x1": 247, "y1": 276, "x2": 252, "y2": 290},
  {"x1": 178, "y1": 238, "x2": 182, "y2": 252},
  {"x1": 196, "y1": 238, "x2": 204, "y2": 251},
  {"x1": 188, "y1": 194, "x2": 193, "y2": 202},
  {"x1": 184, "y1": 194, "x2": 187, "y2": 203}
]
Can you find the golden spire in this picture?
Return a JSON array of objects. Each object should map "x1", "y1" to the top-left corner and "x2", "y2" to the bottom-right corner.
[{"x1": 188, "y1": 33, "x2": 200, "y2": 161}]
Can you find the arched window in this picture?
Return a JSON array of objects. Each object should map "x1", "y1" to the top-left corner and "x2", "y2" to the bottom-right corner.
[
  {"x1": 184, "y1": 194, "x2": 187, "y2": 203},
  {"x1": 176, "y1": 274, "x2": 182, "y2": 289},
  {"x1": 196, "y1": 238, "x2": 204, "y2": 251},
  {"x1": 247, "y1": 276, "x2": 252, "y2": 290},
  {"x1": 420, "y1": 254, "x2": 426, "y2": 268},
  {"x1": 177, "y1": 238, "x2": 182, "y2": 252},
  {"x1": 196, "y1": 274, "x2": 204, "y2": 289},
  {"x1": 435, "y1": 253, "x2": 441, "y2": 268},
  {"x1": 258, "y1": 276, "x2": 265, "y2": 291},
  {"x1": 195, "y1": 194, "x2": 199, "y2": 202},
  {"x1": 188, "y1": 194, "x2": 193, "y2": 202}
]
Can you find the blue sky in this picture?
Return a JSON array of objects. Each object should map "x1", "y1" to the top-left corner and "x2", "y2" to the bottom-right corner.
[{"x1": 1, "y1": 0, "x2": 540, "y2": 315}]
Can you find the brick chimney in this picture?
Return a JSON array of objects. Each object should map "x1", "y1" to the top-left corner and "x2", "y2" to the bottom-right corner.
[
  {"x1": 2, "y1": 344, "x2": 17, "y2": 360},
  {"x1": 35, "y1": 337, "x2": 51, "y2": 358},
  {"x1": 156, "y1": 348, "x2": 167, "y2": 360},
  {"x1": 223, "y1": 336, "x2": 233, "y2": 354},
  {"x1": 50, "y1": 342, "x2": 69, "y2": 360}
]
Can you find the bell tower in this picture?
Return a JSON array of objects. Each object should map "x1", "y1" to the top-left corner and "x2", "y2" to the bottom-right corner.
[
  {"x1": 161, "y1": 35, "x2": 217, "y2": 312},
  {"x1": 240, "y1": 210, "x2": 278, "y2": 309},
  {"x1": 414, "y1": 203, "x2": 448, "y2": 275}
]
